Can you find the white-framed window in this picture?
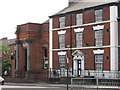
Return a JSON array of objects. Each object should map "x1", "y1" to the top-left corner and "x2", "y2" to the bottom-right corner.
[
  {"x1": 43, "y1": 47, "x2": 48, "y2": 69},
  {"x1": 59, "y1": 55, "x2": 66, "y2": 69},
  {"x1": 95, "y1": 30, "x2": 103, "y2": 46},
  {"x1": 76, "y1": 13, "x2": 83, "y2": 25},
  {"x1": 59, "y1": 34, "x2": 65, "y2": 49},
  {"x1": 95, "y1": 54, "x2": 103, "y2": 71},
  {"x1": 59, "y1": 16, "x2": 65, "y2": 28},
  {"x1": 75, "y1": 32, "x2": 83, "y2": 47},
  {"x1": 95, "y1": 9, "x2": 103, "y2": 22}
]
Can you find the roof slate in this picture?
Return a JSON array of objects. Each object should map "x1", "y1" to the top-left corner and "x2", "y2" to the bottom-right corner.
[{"x1": 52, "y1": 0, "x2": 119, "y2": 16}]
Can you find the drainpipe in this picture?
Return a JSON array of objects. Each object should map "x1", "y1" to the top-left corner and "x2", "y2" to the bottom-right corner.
[{"x1": 70, "y1": 14, "x2": 73, "y2": 75}]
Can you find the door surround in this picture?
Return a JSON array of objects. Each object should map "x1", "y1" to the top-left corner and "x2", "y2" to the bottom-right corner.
[{"x1": 72, "y1": 50, "x2": 85, "y2": 76}]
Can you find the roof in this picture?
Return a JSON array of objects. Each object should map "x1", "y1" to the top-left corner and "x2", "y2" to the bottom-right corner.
[
  {"x1": 0, "y1": 38, "x2": 16, "y2": 46},
  {"x1": 8, "y1": 39, "x2": 16, "y2": 45},
  {"x1": 50, "y1": 0, "x2": 119, "y2": 17}
]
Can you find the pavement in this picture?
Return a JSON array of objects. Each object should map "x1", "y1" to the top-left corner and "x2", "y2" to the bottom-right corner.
[
  {"x1": 4, "y1": 82, "x2": 68, "y2": 87},
  {"x1": 4, "y1": 82, "x2": 120, "y2": 89}
]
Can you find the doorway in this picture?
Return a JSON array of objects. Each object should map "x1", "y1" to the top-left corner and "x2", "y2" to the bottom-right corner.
[
  {"x1": 72, "y1": 50, "x2": 85, "y2": 77},
  {"x1": 78, "y1": 60, "x2": 81, "y2": 76}
]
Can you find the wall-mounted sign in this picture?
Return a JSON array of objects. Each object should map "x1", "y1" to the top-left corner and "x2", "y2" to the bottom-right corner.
[
  {"x1": 45, "y1": 60, "x2": 48, "y2": 64},
  {"x1": 20, "y1": 37, "x2": 27, "y2": 41}
]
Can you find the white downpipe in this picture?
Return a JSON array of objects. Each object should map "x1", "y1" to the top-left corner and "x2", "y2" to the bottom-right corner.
[
  {"x1": 110, "y1": 6, "x2": 118, "y2": 71},
  {"x1": 49, "y1": 18, "x2": 53, "y2": 69}
]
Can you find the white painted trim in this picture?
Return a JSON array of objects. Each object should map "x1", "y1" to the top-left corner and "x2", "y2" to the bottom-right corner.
[
  {"x1": 93, "y1": 25, "x2": 104, "y2": 30},
  {"x1": 58, "y1": 51, "x2": 66, "y2": 56},
  {"x1": 49, "y1": 18, "x2": 53, "y2": 69},
  {"x1": 50, "y1": 20, "x2": 110, "y2": 31},
  {"x1": 93, "y1": 49, "x2": 104, "y2": 54},
  {"x1": 57, "y1": 30, "x2": 66, "y2": 35},
  {"x1": 51, "y1": 45, "x2": 110, "y2": 51},
  {"x1": 110, "y1": 6, "x2": 118, "y2": 71},
  {"x1": 74, "y1": 28, "x2": 84, "y2": 32},
  {"x1": 73, "y1": 55, "x2": 85, "y2": 76}
]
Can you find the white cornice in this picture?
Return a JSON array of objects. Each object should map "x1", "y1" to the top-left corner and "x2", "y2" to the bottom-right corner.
[
  {"x1": 58, "y1": 51, "x2": 66, "y2": 55},
  {"x1": 93, "y1": 25, "x2": 104, "y2": 30},
  {"x1": 58, "y1": 30, "x2": 66, "y2": 35},
  {"x1": 50, "y1": 20, "x2": 110, "y2": 31},
  {"x1": 51, "y1": 45, "x2": 110, "y2": 51},
  {"x1": 93, "y1": 49, "x2": 104, "y2": 54},
  {"x1": 74, "y1": 28, "x2": 84, "y2": 32}
]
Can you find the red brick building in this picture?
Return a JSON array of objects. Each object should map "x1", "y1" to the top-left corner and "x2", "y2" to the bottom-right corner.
[
  {"x1": 15, "y1": 21, "x2": 49, "y2": 79},
  {"x1": 49, "y1": 0, "x2": 120, "y2": 78},
  {"x1": 0, "y1": 37, "x2": 16, "y2": 77}
]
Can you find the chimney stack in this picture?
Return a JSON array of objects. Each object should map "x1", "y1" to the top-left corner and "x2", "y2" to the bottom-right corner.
[
  {"x1": 2, "y1": 37, "x2": 7, "y2": 40},
  {"x1": 69, "y1": 0, "x2": 78, "y2": 5}
]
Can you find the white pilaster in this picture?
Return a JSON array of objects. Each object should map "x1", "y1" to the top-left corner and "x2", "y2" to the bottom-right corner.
[
  {"x1": 49, "y1": 18, "x2": 53, "y2": 69},
  {"x1": 16, "y1": 44, "x2": 19, "y2": 70},
  {"x1": 27, "y1": 43, "x2": 30, "y2": 71},
  {"x1": 110, "y1": 6, "x2": 118, "y2": 71}
]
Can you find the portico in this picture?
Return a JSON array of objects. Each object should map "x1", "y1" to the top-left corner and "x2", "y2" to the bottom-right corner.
[{"x1": 72, "y1": 50, "x2": 85, "y2": 77}]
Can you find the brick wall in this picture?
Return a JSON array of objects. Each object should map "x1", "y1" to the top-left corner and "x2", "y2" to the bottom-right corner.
[
  {"x1": 52, "y1": 6, "x2": 111, "y2": 71},
  {"x1": 14, "y1": 22, "x2": 49, "y2": 77}
]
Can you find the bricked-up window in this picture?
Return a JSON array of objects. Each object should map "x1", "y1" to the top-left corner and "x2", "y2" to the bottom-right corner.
[
  {"x1": 95, "y1": 54, "x2": 103, "y2": 71},
  {"x1": 76, "y1": 13, "x2": 83, "y2": 25},
  {"x1": 59, "y1": 34, "x2": 65, "y2": 49},
  {"x1": 95, "y1": 30, "x2": 103, "y2": 46},
  {"x1": 43, "y1": 47, "x2": 48, "y2": 69},
  {"x1": 95, "y1": 9, "x2": 103, "y2": 22},
  {"x1": 59, "y1": 55, "x2": 66, "y2": 69},
  {"x1": 59, "y1": 16, "x2": 65, "y2": 28},
  {"x1": 75, "y1": 32, "x2": 83, "y2": 47}
]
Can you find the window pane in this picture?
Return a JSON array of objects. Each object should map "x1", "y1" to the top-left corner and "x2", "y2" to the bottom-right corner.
[
  {"x1": 59, "y1": 56, "x2": 66, "y2": 69},
  {"x1": 59, "y1": 17, "x2": 65, "y2": 28},
  {"x1": 76, "y1": 32, "x2": 83, "y2": 47},
  {"x1": 95, "y1": 55, "x2": 103, "y2": 71},
  {"x1": 95, "y1": 30, "x2": 103, "y2": 46},
  {"x1": 95, "y1": 9, "x2": 103, "y2": 22},
  {"x1": 43, "y1": 47, "x2": 48, "y2": 69},
  {"x1": 76, "y1": 13, "x2": 83, "y2": 25},
  {"x1": 59, "y1": 34, "x2": 65, "y2": 49}
]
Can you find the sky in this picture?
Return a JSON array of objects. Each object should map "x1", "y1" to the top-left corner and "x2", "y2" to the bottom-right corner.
[{"x1": 0, "y1": 0, "x2": 68, "y2": 39}]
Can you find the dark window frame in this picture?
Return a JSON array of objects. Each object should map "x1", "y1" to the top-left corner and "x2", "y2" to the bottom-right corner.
[
  {"x1": 76, "y1": 13, "x2": 83, "y2": 25},
  {"x1": 75, "y1": 32, "x2": 83, "y2": 47},
  {"x1": 58, "y1": 34, "x2": 65, "y2": 49},
  {"x1": 58, "y1": 55, "x2": 66, "y2": 69},
  {"x1": 94, "y1": 54, "x2": 104, "y2": 71},
  {"x1": 43, "y1": 47, "x2": 48, "y2": 69},
  {"x1": 59, "y1": 16, "x2": 65, "y2": 28},
  {"x1": 94, "y1": 9, "x2": 103, "y2": 22},
  {"x1": 94, "y1": 29, "x2": 103, "y2": 46}
]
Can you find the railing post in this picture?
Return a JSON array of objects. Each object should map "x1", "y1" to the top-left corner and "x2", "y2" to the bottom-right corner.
[
  {"x1": 47, "y1": 68, "x2": 48, "y2": 84},
  {"x1": 60, "y1": 68, "x2": 61, "y2": 78},
  {"x1": 96, "y1": 77, "x2": 99, "y2": 90}
]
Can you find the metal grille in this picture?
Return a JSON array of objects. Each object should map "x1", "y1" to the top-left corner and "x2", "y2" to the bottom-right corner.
[{"x1": 71, "y1": 78, "x2": 120, "y2": 90}]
